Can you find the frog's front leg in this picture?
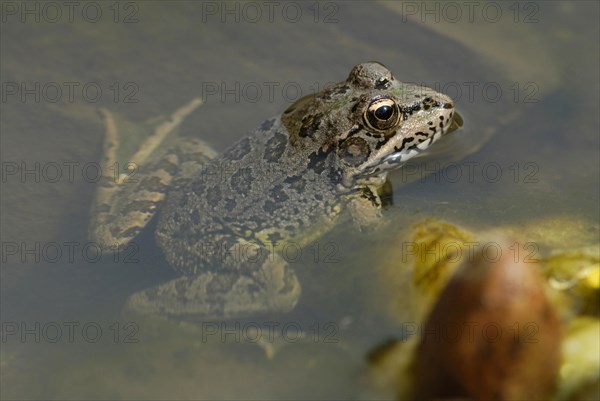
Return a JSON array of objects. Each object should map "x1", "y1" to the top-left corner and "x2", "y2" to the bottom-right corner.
[
  {"x1": 89, "y1": 99, "x2": 216, "y2": 249},
  {"x1": 124, "y1": 238, "x2": 301, "y2": 319},
  {"x1": 347, "y1": 180, "x2": 392, "y2": 231}
]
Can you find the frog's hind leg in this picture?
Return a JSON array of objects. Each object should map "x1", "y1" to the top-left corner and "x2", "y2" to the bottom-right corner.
[
  {"x1": 124, "y1": 239, "x2": 301, "y2": 320},
  {"x1": 89, "y1": 99, "x2": 216, "y2": 250}
]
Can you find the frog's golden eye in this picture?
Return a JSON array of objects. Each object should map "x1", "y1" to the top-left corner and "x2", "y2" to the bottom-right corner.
[{"x1": 364, "y1": 98, "x2": 401, "y2": 132}]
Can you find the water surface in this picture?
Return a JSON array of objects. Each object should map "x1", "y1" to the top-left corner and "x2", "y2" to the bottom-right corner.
[{"x1": 1, "y1": 1, "x2": 598, "y2": 399}]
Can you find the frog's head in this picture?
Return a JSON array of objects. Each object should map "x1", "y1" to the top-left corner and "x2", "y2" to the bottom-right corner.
[{"x1": 282, "y1": 62, "x2": 461, "y2": 189}]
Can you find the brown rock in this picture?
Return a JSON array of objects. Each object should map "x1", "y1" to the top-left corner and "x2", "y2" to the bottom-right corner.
[{"x1": 411, "y1": 238, "x2": 561, "y2": 401}]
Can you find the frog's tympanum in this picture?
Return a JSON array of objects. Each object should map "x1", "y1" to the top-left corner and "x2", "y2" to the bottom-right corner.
[{"x1": 89, "y1": 62, "x2": 460, "y2": 319}]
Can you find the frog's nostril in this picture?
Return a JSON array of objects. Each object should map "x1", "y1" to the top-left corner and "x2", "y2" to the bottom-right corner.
[{"x1": 442, "y1": 103, "x2": 454, "y2": 109}]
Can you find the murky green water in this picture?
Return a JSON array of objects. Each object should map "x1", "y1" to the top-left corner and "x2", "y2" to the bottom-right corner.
[{"x1": 1, "y1": 1, "x2": 598, "y2": 400}]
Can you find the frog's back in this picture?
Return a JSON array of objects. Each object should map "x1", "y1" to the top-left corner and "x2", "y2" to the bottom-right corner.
[{"x1": 155, "y1": 117, "x2": 340, "y2": 273}]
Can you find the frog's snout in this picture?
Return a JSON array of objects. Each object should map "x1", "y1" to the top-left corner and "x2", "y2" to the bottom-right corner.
[{"x1": 424, "y1": 92, "x2": 461, "y2": 136}]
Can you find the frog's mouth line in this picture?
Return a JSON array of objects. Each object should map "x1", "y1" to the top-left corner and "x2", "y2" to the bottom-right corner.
[
  {"x1": 383, "y1": 111, "x2": 463, "y2": 163},
  {"x1": 355, "y1": 111, "x2": 465, "y2": 181}
]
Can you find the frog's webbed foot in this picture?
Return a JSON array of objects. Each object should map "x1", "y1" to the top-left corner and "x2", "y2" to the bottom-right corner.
[
  {"x1": 124, "y1": 251, "x2": 301, "y2": 320},
  {"x1": 89, "y1": 99, "x2": 216, "y2": 250}
]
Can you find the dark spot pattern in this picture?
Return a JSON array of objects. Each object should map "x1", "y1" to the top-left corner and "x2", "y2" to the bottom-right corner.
[
  {"x1": 259, "y1": 118, "x2": 276, "y2": 131},
  {"x1": 266, "y1": 232, "x2": 283, "y2": 245},
  {"x1": 375, "y1": 78, "x2": 390, "y2": 89},
  {"x1": 307, "y1": 146, "x2": 331, "y2": 174},
  {"x1": 335, "y1": 84, "x2": 351, "y2": 94},
  {"x1": 421, "y1": 97, "x2": 442, "y2": 111},
  {"x1": 284, "y1": 175, "x2": 307, "y2": 193},
  {"x1": 328, "y1": 167, "x2": 343, "y2": 185},
  {"x1": 263, "y1": 131, "x2": 288, "y2": 162},
  {"x1": 223, "y1": 137, "x2": 251, "y2": 161},
  {"x1": 404, "y1": 103, "x2": 422, "y2": 115},
  {"x1": 394, "y1": 137, "x2": 415, "y2": 152},
  {"x1": 230, "y1": 169, "x2": 252, "y2": 195},
  {"x1": 346, "y1": 126, "x2": 362, "y2": 137},
  {"x1": 298, "y1": 112, "x2": 323, "y2": 138},
  {"x1": 375, "y1": 135, "x2": 392, "y2": 150},
  {"x1": 359, "y1": 187, "x2": 378, "y2": 204},
  {"x1": 270, "y1": 185, "x2": 289, "y2": 203}
]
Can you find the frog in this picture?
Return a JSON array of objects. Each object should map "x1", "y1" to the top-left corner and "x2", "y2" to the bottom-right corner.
[{"x1": 89, "y1": 62, "x2": 461, "y2": 320}]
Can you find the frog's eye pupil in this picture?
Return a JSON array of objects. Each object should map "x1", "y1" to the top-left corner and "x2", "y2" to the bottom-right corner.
[{"x1": 375, "y1": 105, "x2": 393, "y2": 120}]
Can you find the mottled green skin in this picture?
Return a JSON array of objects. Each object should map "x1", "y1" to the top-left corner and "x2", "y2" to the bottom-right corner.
[
  {"x1": 92, "y1": 62, "x2": 458, "y2": 319},
  {"x1": 157, "y1": 117, "x2": 344, "y2": 273}
]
